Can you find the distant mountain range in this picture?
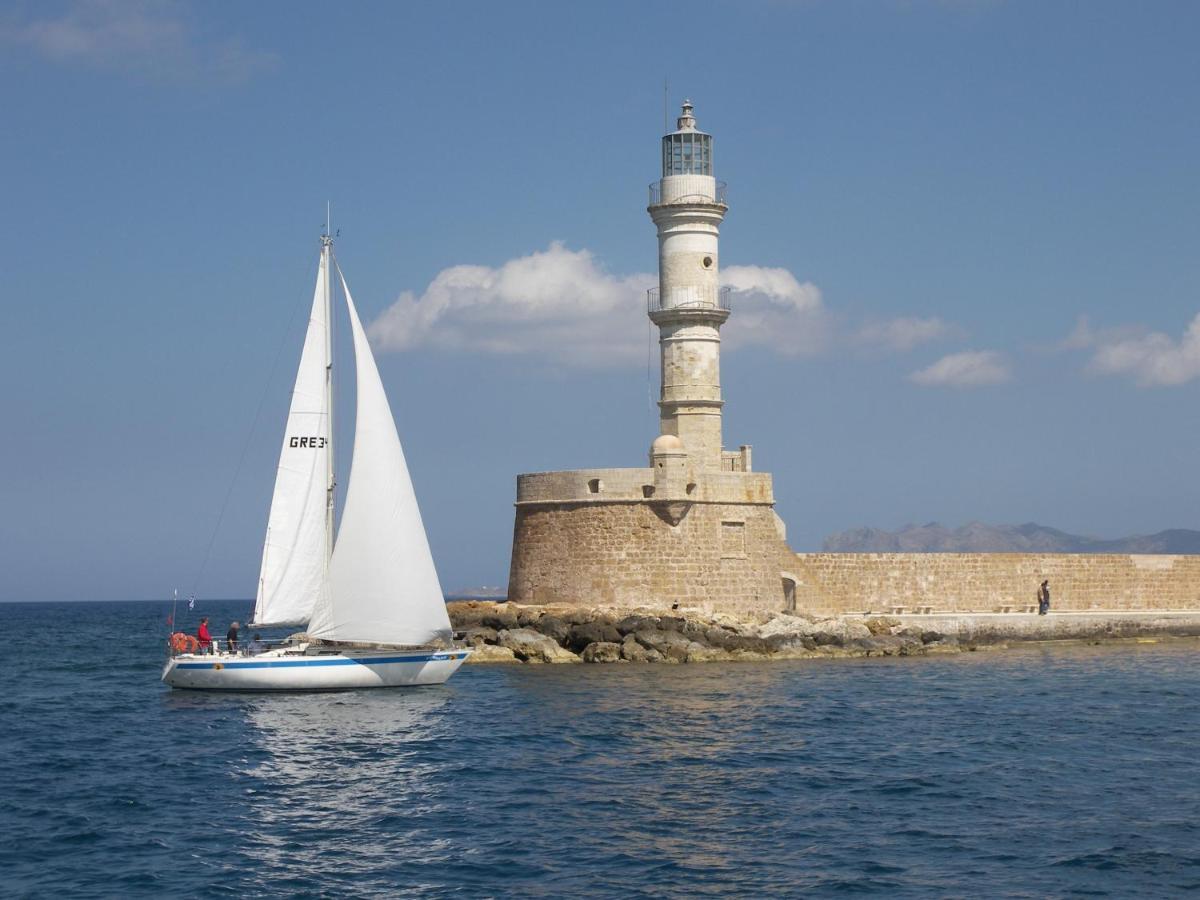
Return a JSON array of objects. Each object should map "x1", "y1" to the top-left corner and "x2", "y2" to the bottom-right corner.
[
  {"x1": 822, "y1": 522, "x2": 1200, "y2": 554},
  {"x1": 446, "y1": 585, "x2": 508, "y2": 600}
]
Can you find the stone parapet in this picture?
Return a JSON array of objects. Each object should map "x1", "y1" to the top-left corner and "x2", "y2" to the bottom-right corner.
[{"x1": 515, "y1": 467, "x2": 775, "y2": 506}]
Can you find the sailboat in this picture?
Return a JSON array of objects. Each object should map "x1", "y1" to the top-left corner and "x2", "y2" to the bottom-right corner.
[{"x1": 162, "y1": 232, "x2": 470, "y2": 690}]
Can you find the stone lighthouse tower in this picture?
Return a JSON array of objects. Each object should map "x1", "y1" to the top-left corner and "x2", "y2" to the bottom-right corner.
[
  {"x1": 507, "y1": 100, "x2": 796, "y2": 616},
  {"x1": 648, "y1": 101, "x2": 730, "y2": 471}
]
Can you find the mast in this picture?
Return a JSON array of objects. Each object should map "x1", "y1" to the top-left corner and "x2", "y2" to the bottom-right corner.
[{"x1": 322, "y1": 226, "x2": 336, "y2": 568}]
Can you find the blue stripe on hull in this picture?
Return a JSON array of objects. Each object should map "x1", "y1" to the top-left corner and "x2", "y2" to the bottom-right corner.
[{"x1": 175, "y1": 653, "x2": 466, "y2": 670}]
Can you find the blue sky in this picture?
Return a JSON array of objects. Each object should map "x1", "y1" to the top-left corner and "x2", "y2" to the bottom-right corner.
[{"x1": 2, "y1": 0, "x2": 1198, "y2": 603}]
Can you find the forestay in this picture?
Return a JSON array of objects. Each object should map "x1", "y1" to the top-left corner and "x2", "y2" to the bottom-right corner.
[
  {"x1": 306, "y1": 268, "x2": 452, "y2": 646},
  {"x1": 251, "y1": 254, "x2": 332, "y2": 626}
]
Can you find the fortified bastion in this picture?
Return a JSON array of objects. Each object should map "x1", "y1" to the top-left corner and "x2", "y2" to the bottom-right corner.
[{"x1": 507, "y1": 103, "x2": 1200, "y2": 618}]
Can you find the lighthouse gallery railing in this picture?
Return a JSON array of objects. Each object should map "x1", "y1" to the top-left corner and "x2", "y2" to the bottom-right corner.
[
  {"x1": 648, "y1": 181, "x2": 728, "y2": 207},
  {"x1": 647, "y1": 286, "x2": 732, "y2": 313}
]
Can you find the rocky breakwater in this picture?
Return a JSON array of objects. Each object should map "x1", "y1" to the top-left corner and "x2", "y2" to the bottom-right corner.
[{"x1": 447, "y1": 602, "x2": 958, "y2": 664}]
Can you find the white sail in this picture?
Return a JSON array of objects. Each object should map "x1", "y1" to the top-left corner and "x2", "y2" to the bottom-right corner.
[
  {"x1": 251, "y1": 252, "x2": 332, "y2": 626},
  {"x1": 307, "y1": 267, "x2": 452, "y2": 646}
]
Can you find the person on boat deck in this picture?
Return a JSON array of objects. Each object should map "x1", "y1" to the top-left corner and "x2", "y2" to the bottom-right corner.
[
  {"x1": 197, "y1": 617, "x2": 212, "y2": 654},
  {"x1": 227, "y1": 621, "x2": 240, "y2": 653},
  {"x1": 248, "y1": 633, "x2": 265, "y2": 655}
]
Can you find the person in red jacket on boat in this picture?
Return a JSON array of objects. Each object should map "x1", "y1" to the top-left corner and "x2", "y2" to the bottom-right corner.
[{"x1": 197, "y1": 617, "x2": 213, "y2": 654}]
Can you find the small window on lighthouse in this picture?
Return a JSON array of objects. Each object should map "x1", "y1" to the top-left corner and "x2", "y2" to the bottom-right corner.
[
  {"x1": 702, "y1": 256, "x2": 713, "y2": 269},
  {"x1": 721, "y1": 521, "x2": 747, "y2": 558}
]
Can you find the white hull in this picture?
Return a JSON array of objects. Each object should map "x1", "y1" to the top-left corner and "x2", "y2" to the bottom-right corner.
[{"x1": 162, "y1": 646, "x2": 470, "y2": 691}]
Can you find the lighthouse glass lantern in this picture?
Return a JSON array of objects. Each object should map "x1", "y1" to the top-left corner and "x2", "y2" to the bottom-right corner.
[{"x1": 662, "y1": 129, "x2": 712, "y2": 175}]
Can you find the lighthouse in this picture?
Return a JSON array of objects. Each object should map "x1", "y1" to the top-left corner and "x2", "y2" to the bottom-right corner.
[
  {"x1": 648, "y1": 100, "x2": 730, "y2": 471},
  {"x1": 508, "y1": 100, "x2": 794, "y2": 617}
]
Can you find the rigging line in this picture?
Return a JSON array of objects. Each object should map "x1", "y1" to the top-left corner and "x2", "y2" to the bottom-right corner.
[{"x1": 186, "y1": 253, "x2": 318, "y2": 604}]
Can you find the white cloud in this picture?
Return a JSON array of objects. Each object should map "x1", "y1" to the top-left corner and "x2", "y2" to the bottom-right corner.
[
  {"x1": 0, "y1": 0, "x2": 277, "y2": 82},
  {"x1": 368, "y1": 242, "x2": 652, "y2": 367},
  {"x1": 721, "y1": 265, "x2": 829, "y2": 355},
  {"x1": 909, "y1": 350, "x2": 1011, "y2": 388},
  {"x1": 854, "y1": 316, "x2": 958, "y2": 352},
  {"x1": 1083, "y1": 313, "x2": 1200, "y2": 387},
  {"x1": 367, "y1": 244, "x2": 831, "y2": 367}
]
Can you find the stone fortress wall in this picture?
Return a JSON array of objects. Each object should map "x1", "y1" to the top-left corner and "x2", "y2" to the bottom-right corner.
[
  {"x1": 509, "y1": 462, "x2": 790, "y2": 619},
  {"x1": 506, "y1": 103, "x2": 1200, "y2": 619},
  {"x1": 789, "y1": 552, "x2": 1200, "y2": 617}
]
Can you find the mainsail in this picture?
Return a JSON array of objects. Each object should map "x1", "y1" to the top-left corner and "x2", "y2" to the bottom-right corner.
[
  {"x1": 251, "y1": 252, "x2": 332, "y2": 626},
  {"x1": 306, "y1": 267, "x2": 453, "y2": 646}
]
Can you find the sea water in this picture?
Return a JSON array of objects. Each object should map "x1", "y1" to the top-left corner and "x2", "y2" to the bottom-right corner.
[{"x1": 2, "y1": 600, "x2": 1199, "y2": 898}]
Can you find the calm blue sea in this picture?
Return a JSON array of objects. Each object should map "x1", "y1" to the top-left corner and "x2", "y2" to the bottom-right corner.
[{"x1": 2, "y1": 600, "x2": 1199, "y2": 898}]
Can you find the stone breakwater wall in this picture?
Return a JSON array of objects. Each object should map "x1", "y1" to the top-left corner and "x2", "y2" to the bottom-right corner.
[
  {"x1": 791, "y1": 553, "x2": 1200, "y2": 617},
  {"x1": 449, "y1": 602, "x2": 1200, "y2": 665}
]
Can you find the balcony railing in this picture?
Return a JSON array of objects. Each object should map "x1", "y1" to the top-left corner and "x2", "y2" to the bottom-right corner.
[
  {"x1": 648, "y1": 180, "x2": 728, "y2": 207},
  {"x1": 647, "y1": 286, "x2": 732, "y2": 314}
]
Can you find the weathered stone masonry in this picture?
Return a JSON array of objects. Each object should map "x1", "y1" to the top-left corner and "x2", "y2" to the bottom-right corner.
[
  {"x1": 791, "y1": 553, "x2": 1200, "y2": 616},
  {"x1": 509, "y1": 465, "x2": 793, "y2": 619}
]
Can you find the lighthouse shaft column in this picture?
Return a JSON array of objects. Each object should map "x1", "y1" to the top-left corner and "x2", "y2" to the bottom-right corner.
[{"x1": 648, "y1": 102, "x2": 729, "y2": 472}]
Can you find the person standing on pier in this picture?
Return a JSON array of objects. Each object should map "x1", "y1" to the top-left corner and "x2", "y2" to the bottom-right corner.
[{"x1": 1038, "y1": 580, "x2": 1051, "y2": 615}]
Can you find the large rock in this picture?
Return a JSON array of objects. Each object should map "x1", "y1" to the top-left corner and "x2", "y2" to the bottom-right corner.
[
  {"x1": 700, "y1": 627, "x2": 781, "y2": 654},
  {"x1": 448, "y1": 601, "x2": 521, "y2": 631},
  {"x1": 683, "y1": 645, "x2": 736, "y2": 663},
  {"x1": 758, "y1": 614, "x2": 840, "y2": 641},
  {"x1": 814, "y1": 619, "x2": 872, "y2": 641},
  {"x1": 615, "y1": 614, "x2": 659, "y2": 635},
  {"x1": 655, "y1": 616, "x2": 689, "y2": 633},
  {"x1": 700, "y1": 626, "x2": 744, "y2": 650},
  {"x1": 516, "y1": 607, "x2": 544, "y2": 628},
  {"x1": 566, "y1": 621, "x2": 623, "y2": 652},
  {"x1": 581, "y1": 641, "x2": 623, "y2": 663},
  {"x1": 481, "y1": 606, "x2": 520, "y2": 631},
  {"x1": 812, "y1": 631, "x2": 844, "y2": 647},
  {"x1": 462, "y1": 626, "x2": 498, "y2": 647},
  {"x1": 632, "y1": 628, "x2": 703, "y2": 662},
  {"x1": 864, "y1": 616, "x2": 901, "y2": 636},
  {"x1": 621, "y1": 633, "x2": 664, "y2": 662},
  {"x1": 570, "y1": 608, "x2": 607, "y2": 626},
  {"x1": 446, "y1": 600, "x2": 489, "y2": 628},
  {"x1": 464, "y1": 644, "x2": 519, "y2": 664},
  {"x1": 534, "y1": 615, "x2": 571, "y2": 644},
  {"x1": 496, "y1": 628, "x2": 580, "y2": 664},
  {"x1": 860, "y1": 634, "x2": 919, "y2": 656}
]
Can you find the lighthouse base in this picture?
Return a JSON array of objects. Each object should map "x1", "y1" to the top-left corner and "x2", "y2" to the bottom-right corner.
[{"x1": 507, "y1": 467, "x2": 798, "y2": 618}]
